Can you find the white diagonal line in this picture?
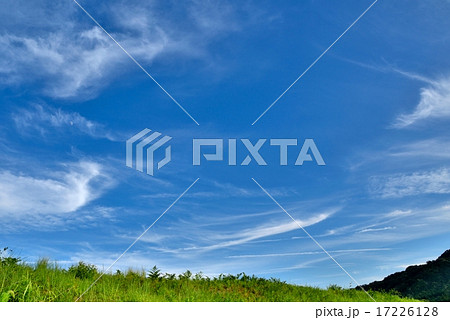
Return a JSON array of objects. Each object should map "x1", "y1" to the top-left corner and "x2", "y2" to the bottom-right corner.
[
  {"x1": 251, "y1": 178, "x2": 376, "y2": 302},
  {"x1": 72, "y1": 0, "x2": 200, "y2": 126},
  {"x1": 252, "y1": 0, "x2": 379, "y2": 125},
  {"x1": 75, "y1": 178, "x2": 200, "y2": 302}
]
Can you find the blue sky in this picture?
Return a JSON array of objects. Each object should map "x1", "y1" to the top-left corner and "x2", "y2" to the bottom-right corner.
[{"x1": 1, "y1": 0, "x2": 450, "y2": 288}]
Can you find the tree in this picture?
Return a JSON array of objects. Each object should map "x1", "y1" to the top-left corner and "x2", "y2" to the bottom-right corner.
[{"x1": 147, "y1": 265, "x2": 161, "y2": 280}]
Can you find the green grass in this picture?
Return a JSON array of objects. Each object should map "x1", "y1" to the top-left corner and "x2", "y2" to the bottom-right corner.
[{"x1": 0, "y1": 259, "x2": 419, "y2": 302}]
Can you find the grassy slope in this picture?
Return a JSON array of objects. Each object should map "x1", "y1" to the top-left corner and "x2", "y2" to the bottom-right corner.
[{"x1": 0, "y1": 260, "x2": 417, "y2": 302}]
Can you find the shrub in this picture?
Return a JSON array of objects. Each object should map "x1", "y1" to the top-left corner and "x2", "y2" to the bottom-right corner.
[
  {"x1": 68, "y1": 262, "x2": 98, "y2": 279},
  {"x1": 328, "y1": 284, "x2": 343, "y2": 291},
  {"x1": 194, "y1": 272, "x2": 204, "y2": 280},
  {"x1": 125, "y1": 270, "x2": 145, "y2": 282},
  {"x1": 179, "y1": 270, "x2": 192, "y2": 280},
  {"x1": 164, "y1": 273, "x2": 176, "y2": 280},
  {"x1": 0, "y1": 247, "x2": 21, "y2": 267}
]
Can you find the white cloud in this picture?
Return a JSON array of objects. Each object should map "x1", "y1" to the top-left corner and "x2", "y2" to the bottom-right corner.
[
  {"x1": 12, "y1": 104, "x2": 117, "y2": 141},
  {"x1": 0, "y1": 26, "x2": 161, "y2": 98},
  {"x1": 0, "y1": 161, "x2": 113, "y2": 217},
  {"x1": 188, "y1": 0, "x2": 240, "y2": 34},
  {"x1": 369, "y1": 168, "x2": 450, "y2": 198},
  {"x1": 171, "y1": 210, "x2": 334, "y2": 253},
  {"x1": 0, "y1": 0, "x2": 243, "y2": 99},
  {"x1": 386, "y1": 209, "x2": 412, "y2": 217},
  {"x1": 338, "y1": 60, "x2": 450, "y2": 128},
  {"x1": 358, "y1": 226, "x2": 396, "y2": 233},
  {"x1": 393, "y1": 77, "x2": 450, "y2": 128}
]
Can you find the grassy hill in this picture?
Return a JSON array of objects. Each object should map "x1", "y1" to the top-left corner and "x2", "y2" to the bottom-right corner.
[
  {"x1": 0, "y1": 257, "x2": 415, "y2": 302},
  {"x1": 363, "y1": 250, "x2": 450, "y2": 302}
]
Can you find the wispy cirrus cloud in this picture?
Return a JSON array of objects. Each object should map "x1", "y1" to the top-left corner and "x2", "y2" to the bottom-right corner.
[
  {"x1": 0, "y1": 0, "x2": 245, "y2": 99},
  {"x1": 0, "y1": 28, "x2": 128, "y2": 98},
  {"x1": 204, "y1": 212, "x2": 331, "y2": 250},
  {"x1": 142, "y1": 209, "x2": 336, "y2": 255},
  {"x1": 386, "y1": 209, "x2": 412, "y2": 217},
  {"x1": 338, "y1": 58, "x2": 450, "y2": 128},
  {"x1": 369, "y1": 168, "x2": 450, "y2": 198},
  {"x1": 358, "y1": 226, "x2": 396, "y2": 233},
  {"x1": 12, "y1": 104, "x2": 118, "y2": 141},
  {"x1": 0, "y1": 161, "x2": 114, "y2": 217},
  {"x1": 392, "y1": 76, "x2": 450, "y2": 128}
]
